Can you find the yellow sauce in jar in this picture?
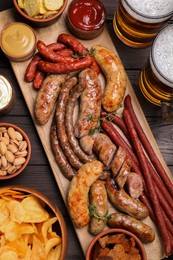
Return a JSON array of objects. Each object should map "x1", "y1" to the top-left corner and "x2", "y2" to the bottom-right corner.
[{"x1": 1, "y1": 22, "x2": 36, "y2": 61}]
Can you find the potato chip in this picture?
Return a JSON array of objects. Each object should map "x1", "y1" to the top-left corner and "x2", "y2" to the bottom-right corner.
[
  {"x1": 38, "y1": 0, "x2": 47, "y2": 14},
  {"x1": 6, "y1": 200, "x2": 25, "y2": 224},
  {"x1": 4, "y1": 221, "x2": 36, "y2": 241},
  {"x1": 0, "y1": 203, "x2": 9, "y2": 225},
  {"x1": 47, "y1": 244, "x2": 62, "y2": 260},
  {"x1": 30, "y1": 235, "x2": 45, "y2": 259},
  {"x1": 0, "y1": 249, "x2": 18, "y2": 260},
  {"x1": 17, "y1": 0, "x2": 24, "y2": 9},
  {"x1": 41, "y1": 217, "x2": 57, "y2": 243},
  {"x1": 21, "y1": 195, "x2": 49, "y2": 223},
  {"x1": 44, "y1": 0, "x2": 64, "y2": 10},
  {"x1": 24, "y1": 0, "x2": 40, "y2": 17},
  {"x1": 45, "y1": 237, "x2": 62, "y2": 257}
]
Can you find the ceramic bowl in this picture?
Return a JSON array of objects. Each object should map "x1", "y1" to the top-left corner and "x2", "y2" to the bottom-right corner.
[
  {"x1": 0, "y1": 185, "x2": 68, "y2": 260},
  {"x1": 13, "y1": 0, "x2": 68, "y2": 27},
  {"x1": 0, "y1": 75, "x2": 16, "y2": 116},
  {"x1": 86, "y1": 228, "x2": 147, "y2": 260},
  {"x1": 0, "y1": 122, "x2": 31, "y2": 180}
]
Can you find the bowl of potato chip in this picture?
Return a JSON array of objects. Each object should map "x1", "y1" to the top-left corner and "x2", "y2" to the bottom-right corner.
[
  {"x1": 0, "y1": 185, "x2": 68, "y2": 260},
  {"x1": 13, "y1": 0, "x2": 68, "y2": 27},
  {"x1": 0, "y1": 123, "x2": 31, "y2": 180},
  {"x1": 86, "y1": 228, "x2": 147, "y2": 260}
]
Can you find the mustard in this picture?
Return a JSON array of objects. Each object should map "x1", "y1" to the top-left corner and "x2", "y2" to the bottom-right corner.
[{"x1": 1, "y1": 22, "x2": 36, "y2": 59}]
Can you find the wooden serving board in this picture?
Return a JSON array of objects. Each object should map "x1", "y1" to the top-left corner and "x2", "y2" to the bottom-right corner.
[{"x1": 0, "y1": 7, "x2": 172, "y2": 260}]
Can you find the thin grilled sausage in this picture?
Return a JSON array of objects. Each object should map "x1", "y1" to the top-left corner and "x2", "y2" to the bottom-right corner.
[
  {"x1": 38, "y1": 56, "x2": 93, "y2": 74},
  {"x1": 89, "y1": 180, "x2": 108, "y2": 235},
  {"x1": 56, "y1": 76, "x2": 83, "y2": 170},
  {"x1": 105, "y1": 178, "x2": 149, "y2": 220},
  {"x1": 74, "y1": 68, "x2": 102, "y2": 138},
  {"x1": 108, "y1": 213, "x2": 155, "y2": 243},
  {"x1": 50, "y1": 120, "x2": 76, "y2": 180},
  {"x1": 34, "y1": 74, "x2": 67, "y2": 125},
  {"x1": 33, "y1": 70, "x2": 45, "y2": 89},
  {"x1": 25, "y1": 53, "x2": 41, "y2": 82},
  {"x1": 65, "y1": 83, "x2": 94, "y2": 163}
]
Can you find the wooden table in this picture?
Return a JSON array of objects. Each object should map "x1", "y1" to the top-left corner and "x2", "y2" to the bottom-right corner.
[{"x1": 0, "y1": 1, "x2": 173, "y2": 259}]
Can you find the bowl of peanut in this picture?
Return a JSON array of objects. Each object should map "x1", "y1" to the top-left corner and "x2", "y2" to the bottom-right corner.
[{"x1": 0, "y1": 123, "x2": 31, "y2": 180}]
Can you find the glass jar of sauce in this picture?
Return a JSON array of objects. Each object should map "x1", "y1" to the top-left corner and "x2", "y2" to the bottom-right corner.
[{"x1": 67, "y1": 0, "x2": 106, "y2": 40}]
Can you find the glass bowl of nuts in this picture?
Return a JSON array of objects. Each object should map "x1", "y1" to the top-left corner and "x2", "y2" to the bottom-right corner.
[{"x1": 0, "y1": 123, "x2": 31, "y2": 180}]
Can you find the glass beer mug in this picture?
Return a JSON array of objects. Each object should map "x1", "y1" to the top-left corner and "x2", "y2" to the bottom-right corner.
[
  {"x1": 113, "y1": 0, "x2": 173, "y2": 48},
  {"x1": 139, "y1": 25, "x2": 173, "y2": 121}
]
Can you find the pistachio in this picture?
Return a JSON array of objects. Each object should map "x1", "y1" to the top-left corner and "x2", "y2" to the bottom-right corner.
[
  {"x1": 8, "y1": 127, "x2": 16, "y2": 140},
  {"x1": 15, "y1": 131, "x2": 23, "y2": 141},
  {"x1": 7, "y1": 144, "x2": 18, "y2": 154},
  {"x1": 6, "y1": 151, "x2": 15, "y2": 163},
  {"x1": 19, "y1": 141, "x2": 27, "y2": 151},
  {"x1": 13, "y1": 157, "x2": 26, "y2": 166},
  {"x1": 1, "y1": 155, "x2": 8, "y2": 168},
  {"x1": 0, "y1": 141, "x2": 7, "y2": 155}
]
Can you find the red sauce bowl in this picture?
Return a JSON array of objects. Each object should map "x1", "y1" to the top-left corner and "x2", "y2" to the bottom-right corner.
[{"x1": 66, "y1": 0, "x2": 106, "y2": 40}]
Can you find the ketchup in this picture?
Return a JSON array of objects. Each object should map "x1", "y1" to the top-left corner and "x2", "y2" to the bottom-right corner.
[{"x1": 68, "y1": 0, "x2": 106, "y2": 31}]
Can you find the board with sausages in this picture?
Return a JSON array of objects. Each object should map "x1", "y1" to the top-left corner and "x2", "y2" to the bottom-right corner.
[{"x1": 0, "y1": 7, "x2": 173, "y2": 260}]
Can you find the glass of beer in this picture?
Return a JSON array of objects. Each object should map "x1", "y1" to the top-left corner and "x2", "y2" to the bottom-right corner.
[
  {"x1": 113, "y1": 0, "x2": 173, "y2": 48},
  {"x1": 139, "y1": 25, "x2": 173, "y2": 121}
]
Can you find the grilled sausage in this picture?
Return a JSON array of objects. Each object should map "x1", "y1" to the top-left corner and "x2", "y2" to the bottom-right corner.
[
  {"x1": 65, "y1": 82, "x2": 93, "y2": 163},
  {"x1": 79, "y1": 135, "x2": 96, "y2": 156},
  {"x1": 25, "y1": 53, "x2": 41, "y2": 82},
  {"x1": 67, "y1": 160, "x2": 103, "y2": 228},
  {"x1": 115, "y1": 157, "x2": 131, "y2": 188},
  {"x1": 50, "y1": 120, "x2": 76, "y2": 180},
  {"x1": 111, "y1": 146, "x2": 127, "y2": 177},
  {"x1": 89, "y1": 180, "x2": 108, "y2": 235},
  {"x1": 105, "y1": 178, "x2": 149, "y2": 220},
  {"x1": 99, "y1": 142, "x2": 117, "y2": 166},
  {"x1": 93, "y1": 133, "x2": 111, "y2": 154},
  {"x1": 92, "y1": 45, "x2": 127, "y2": 112},
  {"x1": 74, "y1": 68, "x2": 102, "y2": 138},
  {"x1": 125, "y1": 172, "x2": 144, "y2": 199},
  {"x1": 108, "y1": 213, "x2": 155, "y2": 243},
  {"x1": 33, "y1": 70, "x2": 45, "y2": 89},
  {"x1": 34, "y1": 74, "x2": 67, "y2": 125},
  {"x1": 56, "y1": 76, "x2": 83, "y2": 170}
]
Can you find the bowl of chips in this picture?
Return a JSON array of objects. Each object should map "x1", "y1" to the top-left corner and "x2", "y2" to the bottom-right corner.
[
  {"x1": 0, "y1": 185, "x2": 68, "y2": 260},
  {"x1": 0, "y1": 122, "x2": 31, "y2": 180},
  {"x1": 13, "y1": 0, "x2": 68, "y2": 27},
  {"x1": 86, "y1": 228, "x2": 147, "y2": 260}
]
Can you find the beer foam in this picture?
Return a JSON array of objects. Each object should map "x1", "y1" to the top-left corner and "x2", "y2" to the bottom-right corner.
[
  {"x1": 127, "y1": 0, "x2": 173, "y2": 17},
  {"x1": 152, "y1": 26, "x2": 173, "y2": 85}
]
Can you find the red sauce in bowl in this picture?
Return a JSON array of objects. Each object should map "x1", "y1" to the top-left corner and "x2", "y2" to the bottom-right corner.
[{"x1": 68, "y1": 0, "x2": 106, "y2": 32}]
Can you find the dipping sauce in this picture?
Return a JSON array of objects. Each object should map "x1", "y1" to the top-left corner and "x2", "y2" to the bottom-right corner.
[
  {"x1": 0, "y1": 75, "x2": 15, "y2": 116},
  {"x1": 67, "y1": 0, "x2": 106, "y2": 39},
  {"x1": 1, "y1": 22, "x2": 36, "y2": 61}
]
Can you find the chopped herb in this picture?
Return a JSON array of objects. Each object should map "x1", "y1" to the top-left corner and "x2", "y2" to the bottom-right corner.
[{"x1": 89, "y1": 204, "x2": 111, "y2": 223}]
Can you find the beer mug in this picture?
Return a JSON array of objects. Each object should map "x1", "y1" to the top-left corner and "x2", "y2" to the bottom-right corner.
[
  {"x1": 113, "y1": 0, "x2": 173, "y2": 48},
  {"x1": 139, "y1": 25, "x2": 173, "y2": 121}
]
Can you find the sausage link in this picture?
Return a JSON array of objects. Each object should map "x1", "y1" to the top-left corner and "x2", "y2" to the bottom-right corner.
[
  {"x1": 108, "y1": 213, "x2": 155, "y2": 243},
  {"x1": 55, "y1": 48, "x2": 74, "y2": 57},
  {"x1": 47, "y1": 42, "x2": 65, "y2": 51},
  {"x1": 124, "y1": 94, "x2": 173, "y2": 198},
  {"x1": 105, "y1": 178, "x2": 149, "y2": 220},
  {"x1": 33, "y1": 70, "x2": 45, "y2": 89},
  {"x1": 65, "y1": 83, "x2": 94, "y2": 163},
  {"x1": 56, "y1": 76, "x2": 83, "y2": 170},
  {"x1": 37, "y1": 40, "x2": 73, "y2": 63},
  {"x1": 25, "y1": 53, "x2": 41, "y2": 82},
  {"x1": 89, "y1": 180, "x2": 108, "y2": 235},
  {"x1": 38, "y1": 56, "x2": 93, "y2": 74},
  {"x1": 123, "y1": 108, "x2": 171, "y2": 256},
  {"x1": 115, "y1": 157, "x2": 131, "y2": 189},
  {"x1": 34, "y1": 74, "x2": 67, "y2": 125},
  {"x1": 74, "y1": 68, "x2": 102, "y2": 138},
  {"x1": 57, "y1": 33, "x2": 88, "y2": 55},
  {"x1": 50, "y1": 120, "x2": 76, "y2": 180}
]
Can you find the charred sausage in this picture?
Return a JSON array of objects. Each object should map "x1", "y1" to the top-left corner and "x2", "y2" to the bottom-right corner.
[
  {"x1": 111, "y1": 146, "x2": 127, "y2": 177},
  {"x1": 74, "y1": 68, "x2": 102, "y2": 138},
  {"x1": 65, "y1": 82, "x2": 94, "y2": 163},
  {"x1": 115, "y1": 157, "x2": 131, "y2": 188},
  {"x1": 50, "y1": 120, "x2": 76, "y2": 180},
  {"x1": 105, "y1": 178, "x2": 149, "y2": 220},
  {"x1": 34, "y1": 74, "x2": 67, "y2": 125},
  {"x1": 125, "y1": 172, "x2": 144, "y2": 199},
  {"x1": 56, "y1": 76, "x2": 83, "y2": 170},
  {"x1": 108, "y1": 213, "x2": 155, "y2": 243}
]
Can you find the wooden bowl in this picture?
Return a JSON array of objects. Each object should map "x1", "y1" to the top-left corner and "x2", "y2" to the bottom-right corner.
[
  {"x1": 0, "y1": 123, "x2": 31, "y2": 180},
  {"x1": 86, "y1": 228, "x2": 147, "y2": 260},
  {"x1": 0, "y1": 185, "x2": 68, "y2": 260},
  {"x1": 13, "y1": 0, "x2": 68, "y2": 27}
]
